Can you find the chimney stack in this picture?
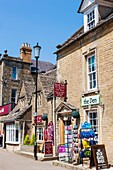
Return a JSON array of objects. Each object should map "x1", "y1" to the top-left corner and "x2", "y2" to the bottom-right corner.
[{"x1": 20, "y1": 43, "x2": 32, "y2": 63}]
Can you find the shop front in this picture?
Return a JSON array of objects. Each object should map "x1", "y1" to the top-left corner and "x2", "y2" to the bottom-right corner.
[
  {"x1": 81, "y1": 94, "x2": 101, "y2": 143},
  {"x1": 55, "y1": 102, "x2": 80, "y2": 163}
]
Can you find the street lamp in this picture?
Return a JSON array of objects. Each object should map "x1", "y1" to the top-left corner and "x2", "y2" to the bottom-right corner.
[{"x1": 34, "y1": 42, "x2": 41, "y2": 160}]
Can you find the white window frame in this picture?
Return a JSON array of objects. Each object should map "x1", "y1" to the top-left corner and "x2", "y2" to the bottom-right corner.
[
  {"x1": 12, "y1": 67, "x2": 18, "y2": 80},
  {"x1": 6, "y1": 123, "x2": 20, "y2": 144},
  {"x1": 88, "y1": 110, "x2": 98, "y2": 143},
  {"x1": 87, "y1": 54, "x2": 97, "y2": 91},
  {"x1": 84, "y1": 4, "x2": 99, "y2": 32},
  {"x1": 37, "y1": 127, "x2": 43, "y2": 141}
]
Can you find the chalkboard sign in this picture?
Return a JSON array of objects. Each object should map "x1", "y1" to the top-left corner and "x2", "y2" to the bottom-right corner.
[
  {"x1": 44, "y1": 141, "x2": 53, "y2": 157},
  {"x1": 91, "y1": 145, "x2": 109, "y2": 170}
]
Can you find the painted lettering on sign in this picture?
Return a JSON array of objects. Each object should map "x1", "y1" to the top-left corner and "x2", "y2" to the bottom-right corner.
[{"x1": 81, "y1": 95, "x2": 100, "y2": 107}]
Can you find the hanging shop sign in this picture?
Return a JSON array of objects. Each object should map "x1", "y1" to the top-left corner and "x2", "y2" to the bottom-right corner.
[
  {"x1": 54, "y1": 82, "x2": 66, "y2": 97},
  {"x1": 81, "y1": 95, "x2": 100, "y2": 107},
  {"x1": 90, "y1": 144, "x2": 109, "y2": 170},
  {"x1": 34, "y1": 115, "x2": 42, "y2": 124},
  {"x1": 0, "y1": 103, "x2": 11, "y2": 116},
  {"x1": 44, "y1": 141, "x2": 53, "y2": 156}
]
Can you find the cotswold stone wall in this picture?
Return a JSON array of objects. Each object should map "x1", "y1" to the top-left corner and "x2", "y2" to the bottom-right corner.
[
  {"x1": 2, "y1": 58, "x2": 32, "y2": 105},
  {"x1": 56, "y1": 19, "x2": 113, "y2": 163}
]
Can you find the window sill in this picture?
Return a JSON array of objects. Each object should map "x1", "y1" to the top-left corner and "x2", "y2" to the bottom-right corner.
[
  {"x1": 82, "y1": 89, "x2": 100, "y2": 96},
  {"x1": 6, "y1": 141, "x2": 20, "y2": 145}
]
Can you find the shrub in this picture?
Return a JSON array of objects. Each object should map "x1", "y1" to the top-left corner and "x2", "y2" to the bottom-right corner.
[
  {"x1": 24, "y1": 134, "x2": 30, "y2": 145},
  {"x1": 30, "y1": 134, "x2": 35, "y2": 145}
]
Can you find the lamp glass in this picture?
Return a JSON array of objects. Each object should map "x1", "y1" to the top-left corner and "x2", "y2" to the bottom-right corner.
[{"x1": 34, "y1": 43, "x2": 41, "y2": 57}]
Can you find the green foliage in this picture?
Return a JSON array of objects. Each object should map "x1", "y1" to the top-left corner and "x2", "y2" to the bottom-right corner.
[
  {"x1": 24, "y1": 134, "x2": 30, "y2": 145},
  {"x1": 30, "y1": 134, "x2": 35, "y2": 145}
]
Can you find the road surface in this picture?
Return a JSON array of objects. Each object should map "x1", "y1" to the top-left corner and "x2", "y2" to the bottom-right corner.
[{"x1": 0, "y1": 148, "x2": 66, "y2": 170}]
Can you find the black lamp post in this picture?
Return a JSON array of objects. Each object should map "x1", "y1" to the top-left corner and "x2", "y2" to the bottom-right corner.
[{"x1": 34, "y1": 43, "x2": 41, "y2": 160}]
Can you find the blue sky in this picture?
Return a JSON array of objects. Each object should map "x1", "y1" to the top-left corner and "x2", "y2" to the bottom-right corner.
[{"x1": 0, "y1": 0, "x2": 83, "y2": 64}]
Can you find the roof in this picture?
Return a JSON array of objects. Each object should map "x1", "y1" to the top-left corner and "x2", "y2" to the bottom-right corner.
[
  {"x1": 19, "y1": 80, "x2": 35, "y2": 103},
  {"x1": 39, "y1": 68, "x2": 56, "y2": 97},
  {"x1": 31, "y1": 60, "x2": 55, "y2": 73},
  {"x1": 54, "y1": 13, "x2": 113, "y2": 54},
  {"x1": 55, "y1": 102, "x2": 77, "y2": 113},
  {"x1": 1, "y1": 105, "x2": 32, "y2": 123}
]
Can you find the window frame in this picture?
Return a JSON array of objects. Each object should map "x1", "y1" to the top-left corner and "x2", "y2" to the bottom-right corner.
[
  {"x1": 11, "y1": 89, "x2": 17, "y2": 109},
  {"x1": 12, "y1": 66, "x2": 18, "y2": 80},
  {"x1": 37, "y1": 127, "x2": 43, "y2": 141},
  {"x1": 87, "y1": 9, "x2": 95, "y2": 30},
  {"x1": 88, "y1": 110, "x2": 98, "y2": 143},
  {"x1": 87, "y1": 54, "x2": 97, "y2": 91},
  {"x1": 6, "y1": 123, "x2": 20, "y2": 144}
]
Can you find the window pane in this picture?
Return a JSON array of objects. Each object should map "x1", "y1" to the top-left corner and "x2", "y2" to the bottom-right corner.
[{"x1": 12, "y1": 67, "x2": 17, "y2": 79}]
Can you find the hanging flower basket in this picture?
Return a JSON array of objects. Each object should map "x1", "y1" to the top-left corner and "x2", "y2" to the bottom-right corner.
[
  {"x1": 42, "y1": 114, "x2": 48, "y2": 121},
  {"x1": 72, "y1": 110, "x2": 79, "y2": 118}
]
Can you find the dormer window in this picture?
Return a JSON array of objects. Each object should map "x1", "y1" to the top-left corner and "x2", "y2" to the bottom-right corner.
[
  {"x1": 87, "y1": 9, "x2": 95, "y2": 30},
  {"x1": 84, "y1": 5, "x2": 98, "y2": 32}
]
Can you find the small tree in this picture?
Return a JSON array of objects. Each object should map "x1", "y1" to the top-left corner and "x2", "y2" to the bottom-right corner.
[{"x1": 24, "y1": 134, "x2": 30, "y2": 145}]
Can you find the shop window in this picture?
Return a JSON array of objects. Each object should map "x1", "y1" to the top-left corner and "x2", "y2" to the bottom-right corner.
[
  {"x1": 87, "y1": 54, "x2": 97, "y2": 90},
  {"x1": 6, "y1": 123, "x2": 20, "y2": 143},
  {"x1": 12, "y1": 67, "x2": 18, "y2": 80},
  {"x1": 37, "y1": 127, "x2": 43, "y2": 141},
  {"x1": 88, "y1": 110, "x2": 98, "y2": 143},
  {"x1": 11, "y1": 89, "x2": 17, "y2": 110}
]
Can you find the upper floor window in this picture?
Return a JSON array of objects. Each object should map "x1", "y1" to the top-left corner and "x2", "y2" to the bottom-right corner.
[
  {"x1": 87, "y1": 54, "x2": 97, "y2": 90},
  {"x1": 87, "y1": 10, "x2": 95, "y2": 30},
  {"x1": 12, "y1": 67, "x2": 18, "y2": 80},
  {"x1": 11, "y1": 89, "x2": 17, "y2": 109}
]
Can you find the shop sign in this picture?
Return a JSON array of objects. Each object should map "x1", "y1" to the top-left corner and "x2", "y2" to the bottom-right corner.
[
  {"x1": 44, "y1": 141, "x2": 53, "y2": 156},
  {"x1": 37, "y1": 115, "x2": 42, "y2": 123},
  {"x1": 58, "y1": 145, "x2": 66, "y2": 161},
  {"x1": 91, "y1": 144, "x2": 109, "y2": 170},
  {"x1": 58, "y1": 145, "x2": 65, "y2": 153},
  {"x1": 0, "y1": 103, "x2": 11, "y2": 116},
  {"x1": 54, "y1": 82, "x2": 66, "y2": 97},
  {"x1": 81, "y1": 95, "x2": 100, "y2": 107},
  {"x1": 34, "y1": 115, "x2": 42, "y2": 124}
]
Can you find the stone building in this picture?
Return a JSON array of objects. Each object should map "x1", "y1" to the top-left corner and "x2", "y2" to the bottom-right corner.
[
  {"x1": 0, "y1": 43, "x2": 55, "y2": 132},
  {"x1": 1, "y1": 68, "x2": 56, "y2": 152},
  {"x1": 0, "y1": 43, "x2": 56, "y2": 151},
  {"x1": 54, "y1": 0, "x2": 113, "y2": 164}
]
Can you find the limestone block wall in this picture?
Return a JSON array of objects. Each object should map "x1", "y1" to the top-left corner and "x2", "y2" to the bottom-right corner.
[{"x1": 56, "y1": 19, "x2": 113, "y2": 163}]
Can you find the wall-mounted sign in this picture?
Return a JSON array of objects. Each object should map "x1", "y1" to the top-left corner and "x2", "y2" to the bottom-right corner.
[
  {"x1": 81, "y1": 95, "x2": 100, "y2": 107},
  {"x1": 54, "y1": 82, "x2": 66, "y2": 97},
  {"x1": 0, "y1": 103, "x2": 11, "y2": 116}
]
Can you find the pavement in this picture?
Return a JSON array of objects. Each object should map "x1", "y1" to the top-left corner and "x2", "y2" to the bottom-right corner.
[{"x1": 7, "y1": 149, "x2": 113, "y2": 170}]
